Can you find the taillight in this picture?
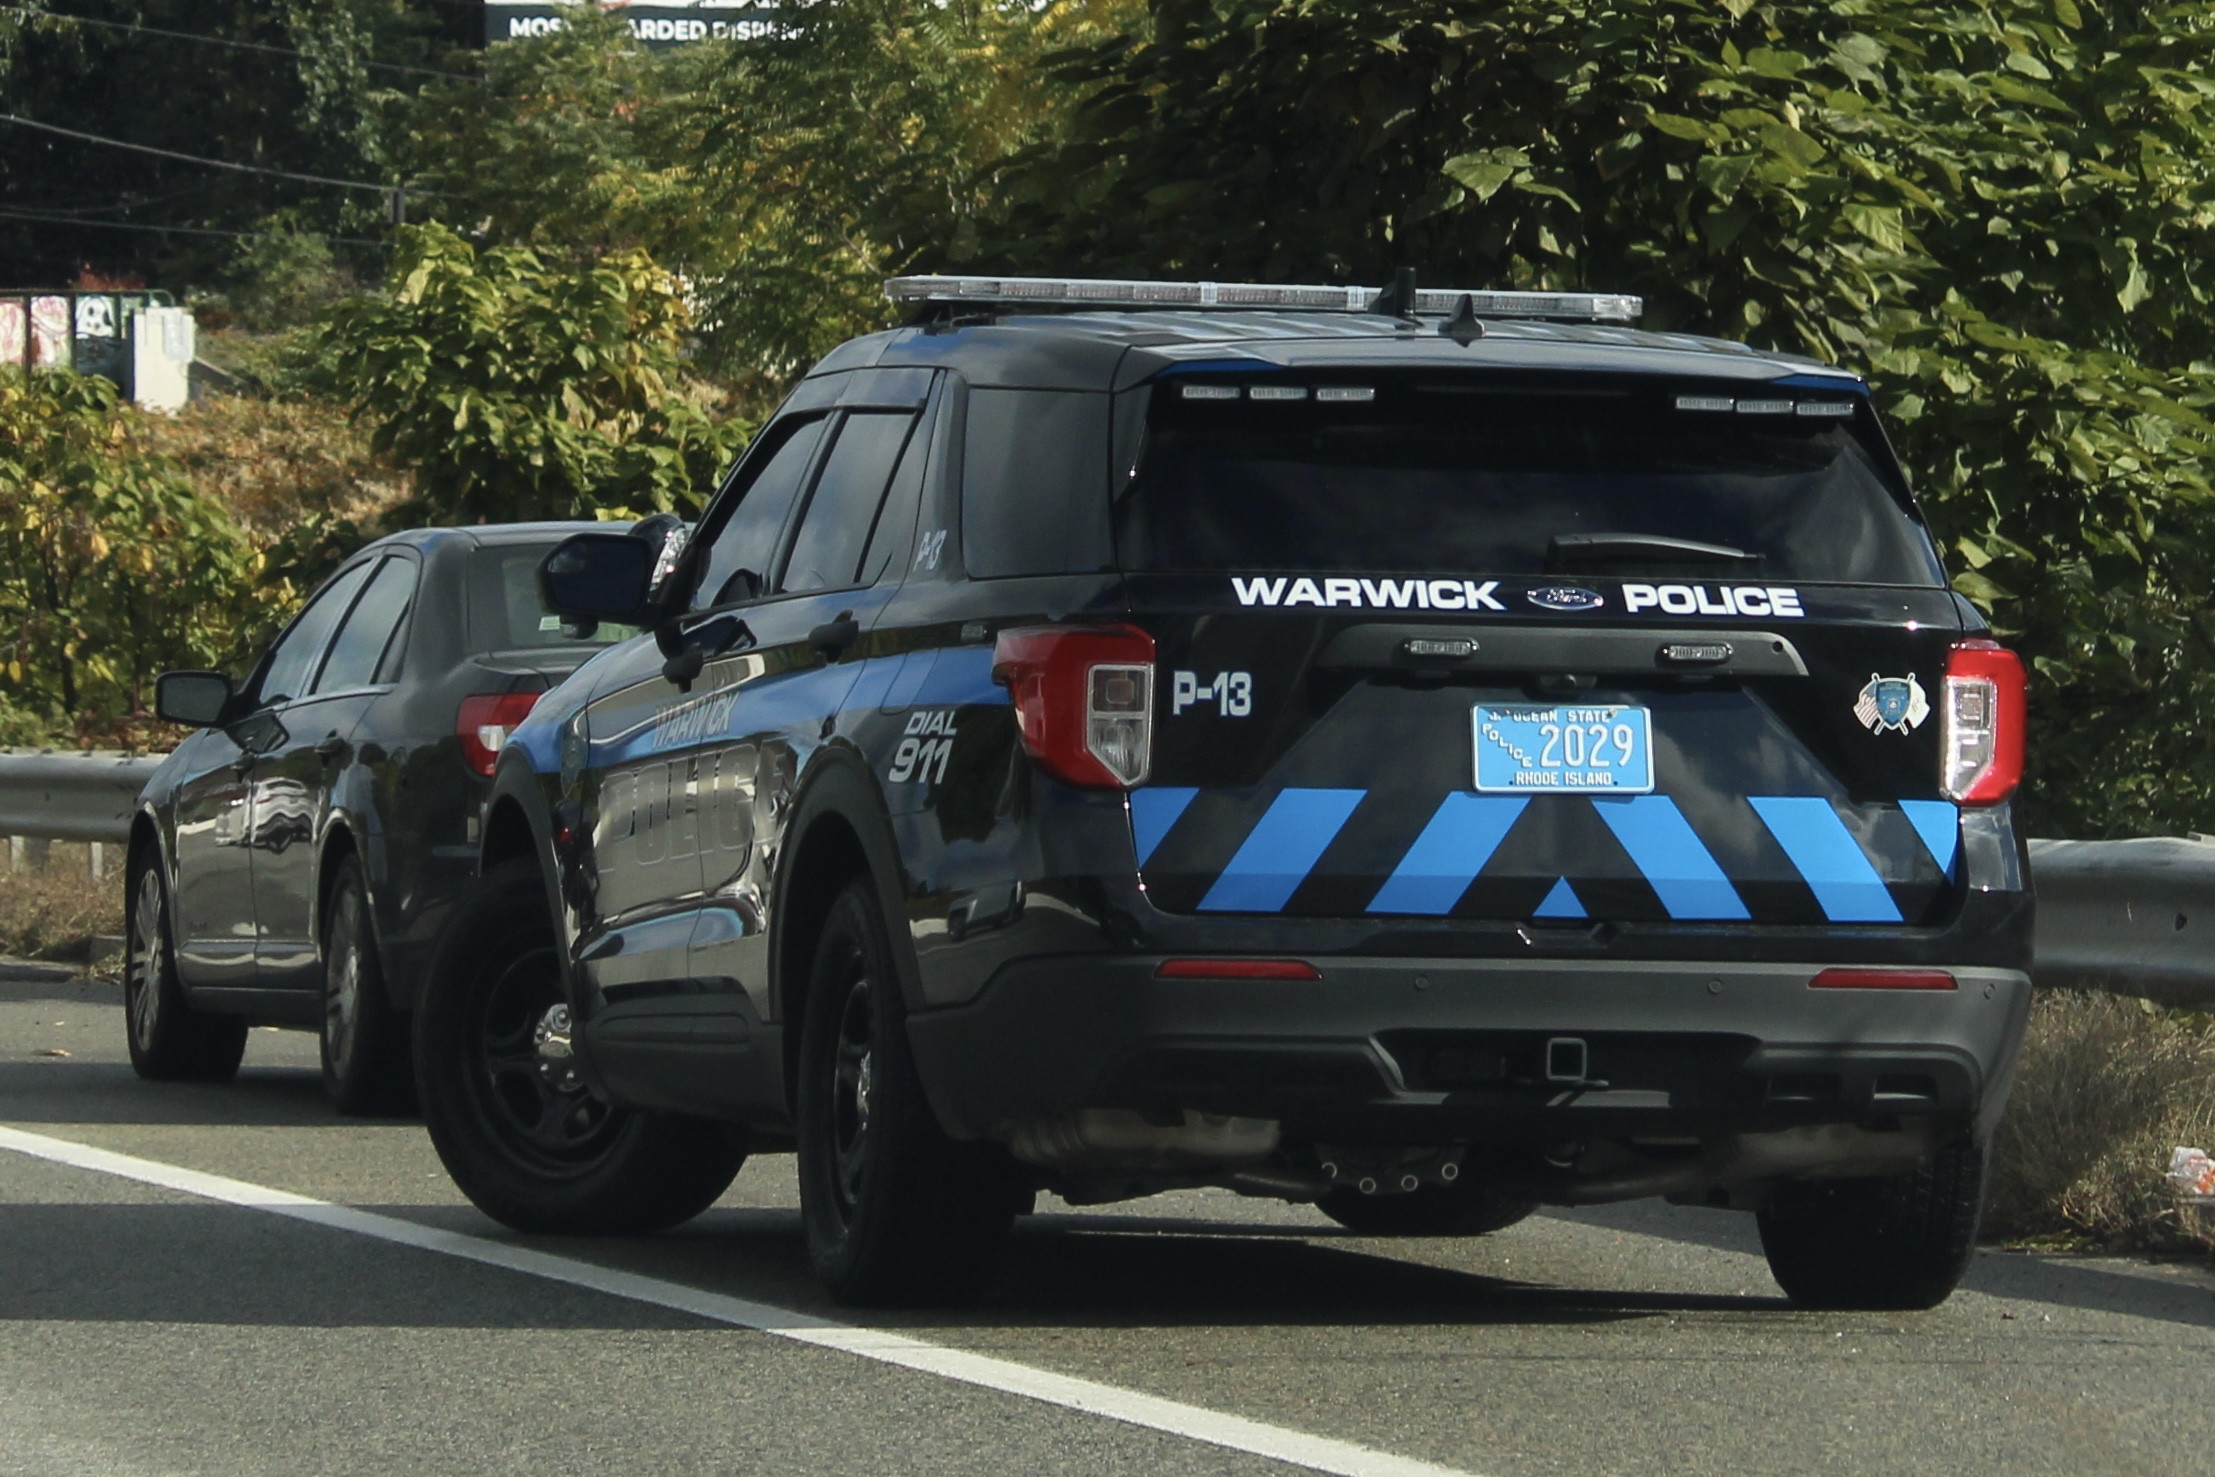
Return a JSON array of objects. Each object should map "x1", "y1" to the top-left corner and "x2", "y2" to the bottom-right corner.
[
  {"x1": 457, "y1": 692, "x2": 540, "y2": 778},
  {"x1": 1155, "y1": 959, "x2": 1322, "y2": 981},
  {"x1": 1810, "y1": 967, "x2": 1957, "y2": 991},
  {"x1": 991, "y1": 625, "x2": 1155, "y2": 788},
  {"x1": 1940, "y1": 640, "x2": 2025, "y2": 805}
]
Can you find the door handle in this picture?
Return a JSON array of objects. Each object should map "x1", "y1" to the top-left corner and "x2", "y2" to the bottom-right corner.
[
  {"x1": 315, "y1": 735, "x2": 347, "y2": 762},
  {"x1": 661, "y1": 614, "x2": 752, "y2": 692},
  {"x1": 808, "y1": 611, "x2": 861, "y2": 662}
]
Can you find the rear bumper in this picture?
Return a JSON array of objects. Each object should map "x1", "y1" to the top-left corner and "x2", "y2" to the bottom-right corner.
[{"x1": 905, "y1": 955, "x2": 2032, "y2": 1150}]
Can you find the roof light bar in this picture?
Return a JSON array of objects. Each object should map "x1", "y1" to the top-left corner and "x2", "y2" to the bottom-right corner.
[{"x1": 885, "y1": 275, "x2": 1643, "y2": 324}]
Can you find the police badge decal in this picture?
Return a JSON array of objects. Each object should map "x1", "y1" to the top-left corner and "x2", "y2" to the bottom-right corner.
[{"x1": 1854, "y1": 672, "x2": 1930, "y2": 734}]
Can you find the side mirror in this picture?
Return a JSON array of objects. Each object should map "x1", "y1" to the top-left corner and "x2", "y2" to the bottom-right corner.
[
  {"x1": 541, "y1": 532, "x2": 653, "y2": 627},
  {"x1": 156, "y1": 670, "x2": 233, "y2": 728}
]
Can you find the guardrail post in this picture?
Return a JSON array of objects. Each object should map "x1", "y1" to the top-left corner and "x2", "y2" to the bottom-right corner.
[
  {"x1": 89, "y1": 841, "x2": 105, "y2": 879},
  {"x1": 4, "y1": 836, "x2": 15, "y2": 874}
]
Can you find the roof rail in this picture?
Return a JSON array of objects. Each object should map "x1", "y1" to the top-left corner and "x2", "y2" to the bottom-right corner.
[{"x1": 884, "y1": 274, "x2": 1642, "y2": 324}]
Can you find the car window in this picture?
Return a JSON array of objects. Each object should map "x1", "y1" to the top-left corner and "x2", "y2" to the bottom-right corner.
[
  {"x1": 313, "y1": 557, "x2": 416, "y2": 693},
  {"x1": 255, "y1": 559, "x2": 375, "y2": 709},
  {"x1": 468, "y1": 543, "x2": 638, "y2": 650},
  {"x1": 962, "y1": 388, "x2": 1113, "y2": 578},
  {"x1": 858, "y1": 398, "x2": 935, "y2": 587},
  {"x1": 780, "y1": 412, "x2": 917, "y2": 594},
  {"x1": 692, "y1": 417, "x2": 828, "y2": 612},
  {"x1": 1119, "y1": 374, "x2": 1945, "y2": 586}
]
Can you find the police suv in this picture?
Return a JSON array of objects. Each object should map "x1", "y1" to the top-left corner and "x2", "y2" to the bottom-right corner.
[{"x1": 416, "y1": 274, "x2": 2033, "y2": 1310}]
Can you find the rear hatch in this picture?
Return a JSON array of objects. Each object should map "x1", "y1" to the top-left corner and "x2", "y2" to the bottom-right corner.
[{"x1": 1119, "y1": 367, "x2": 1968, "y2": 928}]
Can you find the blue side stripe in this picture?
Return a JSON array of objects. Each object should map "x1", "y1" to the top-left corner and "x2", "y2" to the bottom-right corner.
[
  {"x1": 1749, "y1": 796, "x2": 1903, "y2": 923},
  {"x1": 1367, "y1": 794, "x2": 1528, "y2": 916},
  {"x1": 1898, "y1": 799, "x2": 1960, "y2": 879},
  {"x1": 1129, "y1": 788, "x2": 1199, "y2": 867},
  {"x1": 1592, "y1": 796, "x2": 1751, "y2": 921},
  {"x1": 1200, "y1": 789, "x2": 1365, "y2": 913},
  {"x1": 1533, "y1": 877, "x2": 1587, "y2": 919}
]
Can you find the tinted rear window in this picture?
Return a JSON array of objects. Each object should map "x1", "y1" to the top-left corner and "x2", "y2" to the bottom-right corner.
[
  {"x1": 1117, "y1": 375, "x2": 1945, "y2": 586},
  {"x1": 469, "y1": 544, "x2": 639, "y2": 650},
  {"x1": 962, "y1": 388, "x2": 1113, "y2": 578}
]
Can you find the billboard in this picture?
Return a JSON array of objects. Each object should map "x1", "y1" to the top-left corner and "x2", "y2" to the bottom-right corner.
[{"x1": 484, "y1": 1, "x2": 779, "y2": 49}]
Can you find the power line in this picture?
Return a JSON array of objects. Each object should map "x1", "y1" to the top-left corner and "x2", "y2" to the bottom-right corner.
[
  {"x1": 0, "y1": 4, "x2": 477, "y2": 81},
  {"x1": 0, "y1": 204, "x2": 390, "y2": 248},
  {"x1": 0, "y1": 114, "x2": 410, "y2": 196}
]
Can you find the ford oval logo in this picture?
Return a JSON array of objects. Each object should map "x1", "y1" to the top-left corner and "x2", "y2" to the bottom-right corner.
[{"x1": 1526, "y1": 585, "x2": 1605, "y2": 613}]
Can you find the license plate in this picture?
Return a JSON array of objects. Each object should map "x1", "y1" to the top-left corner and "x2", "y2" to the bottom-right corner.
[{"x1": 1473, "y1": 704, "x2": 1654, "y2": 794}]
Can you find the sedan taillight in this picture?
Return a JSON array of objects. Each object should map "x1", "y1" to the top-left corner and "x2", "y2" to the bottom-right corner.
[
  {"x1": 1940, "y1": 640, "x2": 2025, "y2": 805},
  {"x1": 457, "y1": 692, "x2": 541, "y2": 778},
  {"x1": 991, "y1": 625, "x2": 1155, "y2": 789}
]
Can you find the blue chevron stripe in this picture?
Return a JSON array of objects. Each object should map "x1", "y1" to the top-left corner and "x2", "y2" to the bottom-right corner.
[
  {"x1": 1367, "y1": 794, "x2": 1528, "y2": 915},
  {"x1": 1748, "y1": 796, "x2": 1903, "y2": 923},
  {"x1": 1534, "y1": 877, "x2": 1587, "y2": 919},
  {"x1": 1898, "y1": 799, "x2": 1960, "y2": 879},
  {"x1": 1592, "y1": 796, "x2": 1751, "y2": 921},
  {"x1": 1129, "y1": 787, "x2": 1199, "y2": 866},
  {"x1": 1199, "y1": 788, "x2": 1365, "y2": 913}
]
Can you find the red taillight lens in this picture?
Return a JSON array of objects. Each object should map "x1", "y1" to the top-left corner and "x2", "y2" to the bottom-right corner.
[
  {"x1": 1155, "y1": 959, "x2": 1322, "y2": 981},
  {"x1": 1940, "y1": 639, "x2": 2025, "y2": 805},
  {"x1": 1810, "y1": 968, "x2": 1957, "y2": 991},
  {"x1": 991, "y1": 625, "x2": 1155, "y2": 789},
  {"x1": 457, "y1": 692, "x2": 540, "y2": 778}
]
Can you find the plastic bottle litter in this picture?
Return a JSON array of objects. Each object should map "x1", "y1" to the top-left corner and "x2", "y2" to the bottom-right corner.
[{"x1": 2167, "y1": 1147, "x2": 2215, "y2": 1203}]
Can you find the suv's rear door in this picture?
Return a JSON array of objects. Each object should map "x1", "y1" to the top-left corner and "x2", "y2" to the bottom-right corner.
[{"x1": 1118, "y1": 369, "x2": 1968, "y2": 931}]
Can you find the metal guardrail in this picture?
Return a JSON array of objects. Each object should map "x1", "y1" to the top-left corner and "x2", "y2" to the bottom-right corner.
[
  {"x1": 0, "y1": 752, "x2": 2208, "y2": 1005},
  {"x1": 0, "y1": 749, "x2": 163, "y2": 845},
  {"x1": 2027, "y1": 837, "x2": 2215, "y2": 1008}
]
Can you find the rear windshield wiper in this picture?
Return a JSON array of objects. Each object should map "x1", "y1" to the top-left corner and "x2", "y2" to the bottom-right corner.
[{"x1": 1546, "y1": 533, "x2": 1761, "y2": 571}]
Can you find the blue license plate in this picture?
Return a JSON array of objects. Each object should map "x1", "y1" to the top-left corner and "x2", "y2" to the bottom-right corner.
[{"x1": 1473, "y1": 704, "x2": 1654, "y2": 794}]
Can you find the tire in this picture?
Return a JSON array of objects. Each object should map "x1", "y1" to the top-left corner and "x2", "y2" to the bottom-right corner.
[
  {"x1": 797, "y1": 877, "x2": 1025, "y2": 1306},
  {"x1": 122, "y1": 855, "x2": 247, "y2": 1083},
  {"x1": 319, "y1": 856, "x2": 414, "y2": 1117},
  {"x1": 1757, "y1": 1139, "x2": 1987, "y2": 1310},
  {"x1": 1318, "y1": 1178, "x2": 1537, "y2": 1237},
  {"x1": 414, "y1": 858, "x2": 743, "y2": 1235}
]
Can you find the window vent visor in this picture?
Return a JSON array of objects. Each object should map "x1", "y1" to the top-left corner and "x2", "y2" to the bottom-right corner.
[
  {"x1": 1940, "y1": 640, "x2": 2025, "y2": 805},
  {"x1": 992, "y1": 625, "x2": 1156, "y2": 789}
]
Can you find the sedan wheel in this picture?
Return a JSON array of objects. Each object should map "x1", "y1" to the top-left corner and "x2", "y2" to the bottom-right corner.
[{"x1": 122, "y1": 854, "x2": 246, "y2": 1083}]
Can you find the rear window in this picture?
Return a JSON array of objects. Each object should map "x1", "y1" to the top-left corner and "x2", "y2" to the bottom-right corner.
[
  {"x1": 469, "y1": 544, "x2": 639, "y2": 651},
  {"x1": 962, "y1": 388, "x2": 1113, "y2": 578},
  {"x1": 1116, "y1": 374, "x2": 1946, "y2": 586}
]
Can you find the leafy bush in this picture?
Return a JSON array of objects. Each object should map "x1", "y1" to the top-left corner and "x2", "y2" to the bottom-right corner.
[
  {"x1": 315, "y1": 223, "x2": 746, "y2": 524},
  {"x1": 0, "y1": 370, "x2": 260, "y2": 735},
  {"x1": 1987, "y1": 990, "x2": 2215, "y2": 1252},
  {"x1": 987, "y1": 0, "x2": 2215, "y2": 836}
]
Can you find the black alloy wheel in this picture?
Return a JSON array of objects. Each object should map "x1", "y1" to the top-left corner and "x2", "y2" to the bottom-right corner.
[
  {"x1": 319, "y1": 856, "x2": 414, "y2": 1116},
  {"x1": 122, "y1": 855, "x2": 247, "y2": 1083},
  {"x1": 414, "y1": 858, "x2": 742, "y2": 1235},
  {"x1": 797, "y1": 877, "x2": 1026, "y2": 1306}
]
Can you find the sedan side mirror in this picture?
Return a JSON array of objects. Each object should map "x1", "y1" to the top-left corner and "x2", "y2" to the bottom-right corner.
[
  {"x1": 156, "y1": 670, "x2": 233, "y2": 728},
  {"x1": 541, "y1": 533, "x2": 654, "y2": 628}
]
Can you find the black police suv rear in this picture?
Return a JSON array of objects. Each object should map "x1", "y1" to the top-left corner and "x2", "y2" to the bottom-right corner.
[{"x1": 419, "y1": 275, "x2": 2032, "y2": 1311}]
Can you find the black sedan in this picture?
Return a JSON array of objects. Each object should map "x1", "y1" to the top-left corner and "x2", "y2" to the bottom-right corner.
[{"x1": 122, "y1": 522, "x2": 647, "y2": 1112}]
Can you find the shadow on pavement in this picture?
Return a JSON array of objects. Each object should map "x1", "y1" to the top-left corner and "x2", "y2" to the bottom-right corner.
[
  {"x1": 0, "y1": 1060, "x2": 416, "y2": 1127},
  {"x1": 1550, "y1": 1197, "x2": 2215, "y2": 1332}
]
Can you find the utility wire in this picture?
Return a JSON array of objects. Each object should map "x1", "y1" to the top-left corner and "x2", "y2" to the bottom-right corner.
[
  {"x1": 0, "y1": 114, "x2": 414, "y2": 196},
  {"x1": 0, "y1": 204, "x2": 390, "y2": 248},
  {"x1": 0, "y1": 4, "x2": 476, "y2": 81}
]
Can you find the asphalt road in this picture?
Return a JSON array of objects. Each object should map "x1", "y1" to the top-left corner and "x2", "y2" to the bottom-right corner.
[{"x1": 3, "y1": 963, "x2": 2212, "y2": 1477}]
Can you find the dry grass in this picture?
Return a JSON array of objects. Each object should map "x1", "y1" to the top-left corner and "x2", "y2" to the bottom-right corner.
[
  {"x1": 1986, "y1": 989, "x2": 2215, "y2": 1253},
  {"x1": 0, "y1": 845, "x2": 127, "y2": 963}
]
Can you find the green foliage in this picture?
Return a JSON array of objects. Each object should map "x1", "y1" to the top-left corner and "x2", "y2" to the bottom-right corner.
[
  {"x1": 221, "y1": 217, "x2": 361, "y2": 332},
  {"x1": 988, "y1": 0, "x2": 2215, "y2": 837},
  {"x1": 398, "y1": 2, "x2": 1135, "y2": 387},
  {"x1": 315, "y1": 223, "x2": 746, "y2": 524},
  {"x1": 0, "y1": 370, "x2": 259, "y2": 728}
]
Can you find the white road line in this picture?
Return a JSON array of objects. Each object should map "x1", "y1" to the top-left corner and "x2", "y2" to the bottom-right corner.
[{"x1": 0, "y1": 1124, "x2": 1477, "y2": 1477}]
